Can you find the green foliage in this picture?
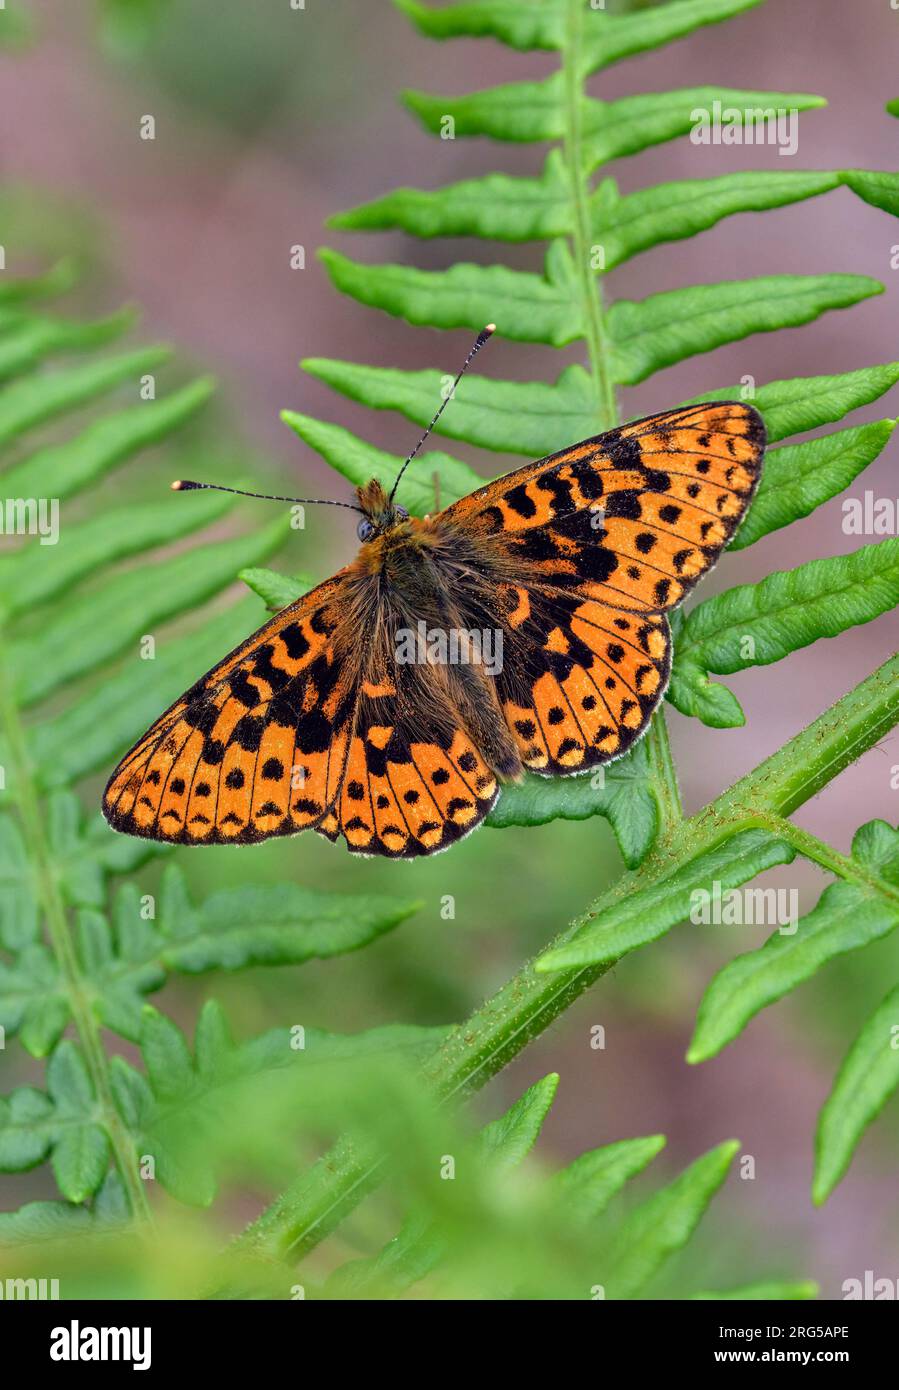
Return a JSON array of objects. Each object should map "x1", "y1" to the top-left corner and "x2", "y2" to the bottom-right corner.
[
  {"x1": 322, "y1": 1076, "x2": 812, "y2": 1301},
  {"x1": 1, "y1": 858, "x2": 420, "y2": 1052},
  {"x1": 667, "y1": 540, "x2": 899, "y2": 727},
  {"x1": 0, "y1": 1041, "x2": 110, "y2": 1202},
  {"x1": 0, "y1": 5, "x2": 31, "y2": 49},
  {"x1": 485, "y1": 737, "x2": 658, "y2": 869},
  {"x1": 685, "y1": 819, "x2": 899, "y2": 1204},
  {"x1": 98, "y1": 0, "x2": 174, "y2": 56},
  {"x1": 0, "y1": 270, "x2": 436, "y2": 1246},
  {"x1": 729, "y1": 419, "x2": 896, "y2": 552},
  {"x1": 537, "y1": 829, "x2": 795, "y2": 969},
  {"x1": 814, "y1": 985, "x2": 899, "y2": 1205},
  {"x1": 270, "y1": 0, "x2": 899, "y2": 1237}
]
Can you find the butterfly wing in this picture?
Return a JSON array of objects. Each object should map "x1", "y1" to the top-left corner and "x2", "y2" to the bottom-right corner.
[
  {"x1": 315, "y1": 651, "x2": 500, "y2": 858},
  {"x1": 442, "y1": 402, "x2": 765, "y2": 613},
  {"x1": 437, "y1": 402, "x2": 764, "y2": 773},
  {"x1": 491, "y1": 582, "x2": 670, "y2": 774},
  {"x1": 104, "y1": 402, "x2": 764, "y2": 851},
  {"x1": 102, "y1": 575, "x2": 360, "y2": 844}
]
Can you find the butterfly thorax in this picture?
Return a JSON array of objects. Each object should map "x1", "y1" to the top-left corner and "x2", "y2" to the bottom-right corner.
[{"x1": 345, "y1": 494, "x2": 523, "y2": 782}]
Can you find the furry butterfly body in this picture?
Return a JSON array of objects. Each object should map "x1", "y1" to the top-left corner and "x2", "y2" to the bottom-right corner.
[{"x1": 103, "y1": 401, "x2": 765, "y2": 857}]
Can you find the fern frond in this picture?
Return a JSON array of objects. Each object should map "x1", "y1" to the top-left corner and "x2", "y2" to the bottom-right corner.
[
  {"x1": 324, "y1": 1074, "x2": 812, "y2": 1300},
  {"x1": 234, "y1": 0, "x2": 899, "y2": 1254}
]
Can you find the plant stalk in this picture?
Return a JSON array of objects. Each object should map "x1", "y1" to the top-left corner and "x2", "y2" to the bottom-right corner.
[
  {"x1": 237, "y1": 652, "x2": 899, "y2": 1262},
  {"x1": 0, "y1": 657, "x2": 152, "y2": 1223}
]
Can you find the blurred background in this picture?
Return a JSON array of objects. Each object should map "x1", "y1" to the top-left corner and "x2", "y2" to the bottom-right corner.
[{"x1": 2, "y1": 0, "x2": 898, "y2": 1296}]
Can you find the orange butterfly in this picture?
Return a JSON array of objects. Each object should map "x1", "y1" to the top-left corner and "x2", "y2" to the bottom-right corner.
[{"x1": 103, "y1": 329, "x2": 764, "y2": 857}]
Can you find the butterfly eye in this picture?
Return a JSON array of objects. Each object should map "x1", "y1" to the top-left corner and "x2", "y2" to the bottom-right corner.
[
  {"x1": 394, "y1": 505, "x2": 409, "y2": 521},
  {"x1": 357, "y1": 518, "x2": 376, "y2": 543}
]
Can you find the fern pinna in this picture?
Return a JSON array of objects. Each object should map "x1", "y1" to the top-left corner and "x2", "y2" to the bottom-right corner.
[{"x1": 0, "y1": 0, "x2": 898, "y2": 1299}]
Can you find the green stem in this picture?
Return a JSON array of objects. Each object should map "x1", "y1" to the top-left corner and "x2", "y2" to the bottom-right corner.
[
  {"x1": 236, "y1": 652, "x2": 899, "y2": 1262},
  {"x1": 722, "y1": 650, "x2": 899, "y2": 821},
  {"x1": 0, "y1": 659, "x2": 151, "y2": 1223},
  {"x1": 561, "y1": 0, "x2": 616, "y2": 431},
  {"x1": 560, "y1": 0, "x2": 683, "y2": 831},
  {"x1": 759, "y1": 816, "x2": 899, "y2": 909},
  {"x1": 645, "y1": 714, "x2": 684, "y2": 832}
]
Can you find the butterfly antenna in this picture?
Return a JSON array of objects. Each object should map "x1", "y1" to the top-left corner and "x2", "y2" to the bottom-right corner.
[
  {"x1": 387, "y1": 323, "x2": 495, "y2": 508},
  {"x1": 170, "y1": 480, "x2": 364, "y2": 513}
]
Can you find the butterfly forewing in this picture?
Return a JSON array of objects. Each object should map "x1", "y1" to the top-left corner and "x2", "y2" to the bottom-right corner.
[
  {"x1": 103, "y1": 575, "x2": 359, "y2": 844},
  {"x1": 444, "y1": 402, "x2": 765, "y2": 613}
]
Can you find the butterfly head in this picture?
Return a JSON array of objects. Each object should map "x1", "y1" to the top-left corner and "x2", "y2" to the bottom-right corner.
[{"x1": 355, "y1": 479, "x2": 409, "y2": 542}]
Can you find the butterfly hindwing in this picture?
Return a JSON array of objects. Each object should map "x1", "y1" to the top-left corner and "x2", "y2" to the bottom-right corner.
[
  {"x1": 493, "y1": 582, "x2": 671, "y2": 774},
  {"x1": 316, "y1": 668, "x2": 500, "y2": 857},
  {"x1": 103, "y1": 576, "x2": 358, "y2": 844}
]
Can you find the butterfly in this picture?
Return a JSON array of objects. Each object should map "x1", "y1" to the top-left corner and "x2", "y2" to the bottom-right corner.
[{"x1": 103, "y1": 328, "x2": 765, "y2": 858}]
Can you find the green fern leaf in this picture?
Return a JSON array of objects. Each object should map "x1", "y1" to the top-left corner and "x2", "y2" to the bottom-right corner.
[
  {"x1": 554, "y1": 1135, "x2": 666, "y2": 1221},
  {"x1": 730, "y1": 419, "x2": 895, "y2": 551},
  {"x1": 0, "y1": 1172, "x2": 128, "y2": 1243},
  {"x1": 0, "y1": 1041, "x2": 110, "y2": 1202},
  {"x1": 486, "y1": 737, "x2": 659, "y2": 869},
  {"x1": 478, "y1": 1073, "x2": 559, "y2": 1168},
  {"x1": 0, "y1": 344, "x2": 172, "y2": 444},
  {"x1": 396, "y1": 0, "x2": 764, "y2": 73},
  {"x1": 239, "y1": 567, "x2": 313, "y2": 612},
  {"x1": 688, "y1": 820, "x2": 899, "y2": 1065},
  {"x1": 598, "y1": 1141, "x2": 738, "y2": 1300},
  {"x1": 9, "y1": 518, "x2": 289, "y2": 707},
  {"x1": 404, "y1": 80, "x2": 824, "y2": 158},
  {"x1": 0, "y1": 489, "x2": 232, "y2": 621},
  {"x1": 282, "y1": 408, "x2": 482, "y2": 510},
  {"x1": 691, "y1": 1280, "x2": 818, "y2": 1300},
  {"x1": 2, "y1": 375, "x2": 214, "y2": 503},
  {"x1": 153, "y1": 863, "x2": 420, "y2": 975},
  {"x1": 689, "y1": 361, "x2": 899, "y2": 441},
  {"x1": 301, "y1": 358, "x2": 601, "y2": 458},
  {"x1": 320, "y1": 244, "x2": 582, "y2": 345},
  {"x1": 536, "y1": 829, "x2": 795, "y2": 970},
  {"x1": 814, "y1": 985, "x2": 899, "y2": 1204},
  {"x1": 2, "y1": 862, "x2": 421, "y2": 1049},
  {"x1": 668, "y1": 540, "x2": 899, "y2": 727},
  {"x1": 607, "y1": 275, "x2": 880, "y2": 385},
  {"x1": 0, "y1": 304, "x2": 137, "y2": 382}
]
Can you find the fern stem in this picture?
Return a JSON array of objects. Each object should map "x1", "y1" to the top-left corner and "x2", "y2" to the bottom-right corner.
[
  {"x1": 560, "y1": 0, "x2": 683, "y2": 832},
  {"x1": 755, "y1": 816, "x2": 899, "y2": 908},
  {"x1": 561, "y1": 0, "x2": 616, "y2": 430},
  {"x1": 714, "y1": 650, "x2": 899, "y2": 824},
  {"x1": 238, "y1": 653, "x2": 899, "y2": 1262},
  {"x1": 645, "y1": 716, "x2": 684, "y2": 834},
  {"x1": 0, "y1": 659, "x2": 152, "y2": 1224}
]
